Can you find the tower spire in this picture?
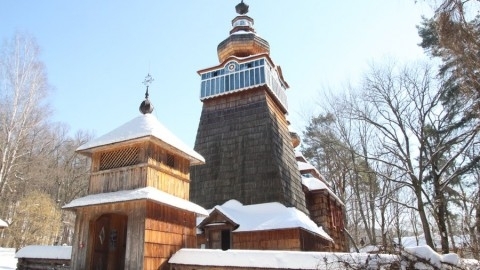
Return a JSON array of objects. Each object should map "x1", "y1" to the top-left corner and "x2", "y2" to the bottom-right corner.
[
  {"x1": 139, "y1": 73, "x2": 154, "y2": 114},
  {"x1": 216, "y1": 0, "x2": 270, "y2": 63}
]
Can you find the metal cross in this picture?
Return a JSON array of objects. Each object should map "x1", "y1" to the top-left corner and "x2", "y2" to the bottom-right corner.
[{"x1": 143, "y1": 73, "x2": 154, "y2": 88}]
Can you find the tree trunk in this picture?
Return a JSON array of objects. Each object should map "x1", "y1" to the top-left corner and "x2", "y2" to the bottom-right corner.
[
  {"x1": 433, "y1": 170, "x2": 450, "y2": 254},
  {"x1": 414, "y1": 183, "x2": 435, "y2": 249}
]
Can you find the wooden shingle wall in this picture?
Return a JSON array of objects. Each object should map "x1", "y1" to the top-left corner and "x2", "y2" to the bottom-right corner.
[
  {"x1": 191, "y1": 87, "x2": 307, "y2": 213},
  {"x1": 305, "y1": 190, "x2": 348, "y2": 251}
]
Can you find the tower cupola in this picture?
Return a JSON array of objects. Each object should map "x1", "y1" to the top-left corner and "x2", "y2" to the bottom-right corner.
[
  {"x1": 139, "y1": 73, "x2": 154, "y2": 114},
  {"x1": 217, "y1": 0, "x2": 270, "y2": 63}
]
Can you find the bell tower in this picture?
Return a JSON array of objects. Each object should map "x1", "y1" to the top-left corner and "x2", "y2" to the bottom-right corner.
[{"x1": 190, "y1": 1, "x2": 307, "y2": 213}]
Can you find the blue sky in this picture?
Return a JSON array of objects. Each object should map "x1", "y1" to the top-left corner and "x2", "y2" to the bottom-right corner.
[{"x1": 1, "y1": 1, "x2": 432, "y2": 147}]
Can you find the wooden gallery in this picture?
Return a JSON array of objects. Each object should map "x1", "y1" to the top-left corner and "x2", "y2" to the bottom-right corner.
[{"x1": 56, "y1": 1, "x2": 348, "y2": 270}]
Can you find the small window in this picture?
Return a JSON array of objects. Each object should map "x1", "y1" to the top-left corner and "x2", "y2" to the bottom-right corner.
[{"x1": 166, "y1": 154, "x2": 175, "y2": 168}]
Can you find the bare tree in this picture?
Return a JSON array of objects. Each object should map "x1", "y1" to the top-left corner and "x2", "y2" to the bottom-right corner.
[
  {"x1": 346, "y1": 61, "x2": 479, "y2": 253},
  {"x1": 0, "y1": 33, "x2": 51, "y2": 196}
]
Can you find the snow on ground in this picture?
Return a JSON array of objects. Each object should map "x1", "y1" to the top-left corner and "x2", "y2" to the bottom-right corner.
[{"x1": 0, "y1": 248, "x2": 17, "y2": 270}]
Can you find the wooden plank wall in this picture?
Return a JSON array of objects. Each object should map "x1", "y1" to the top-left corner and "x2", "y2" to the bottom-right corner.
[
  {"x1": 69, "y1": 201, "x2": 147, "y2": 270},
  {"x1": 88, "y1": 142, "x2": 191, "y2": 199},
  {"x1": 146, "y1": 167, "x2": 190, "y2": 200},
  {"x1": 89, "y1": 165, "x2": 148, "y2": 194},
  {"x1": 233, "y1": 229, "x2": 302, "y2": 250},
  {"x1": 145, "y1": 201, "x2": 197, "y2": 270}
]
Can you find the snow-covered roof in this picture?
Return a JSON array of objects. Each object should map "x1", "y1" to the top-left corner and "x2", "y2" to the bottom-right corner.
[
  {"x1": 169, "y1": 249, "x2": 398, "y2": 269},
  {"x1": 302, "y1": 176, "x2": 344, "y2": 206},
  {"x1": 0, "y1": 219, "x2": 7, "y2": 228},
  {"x1": 199, "y1": 200, "x2": 333, "y2": 242},
  {"x1": 295, "y1": 150, "x2": 307, "y2": 161},
  {"x1": 15, "y1": 245, "x2": 71, "y2": 260},
  {"x1": 0, "y1": 248, "x2": 16, "y2": 269},
  {"x1": 295, "y1": 153, "x2": 322, "y2": 179},
  {"x1": 63, "y1": 187, "x2": 208, "y2": 216},
  {"x1": 297, "y1": 160, "x2": 317, "y2": 172},
  {"x1": 76, "y1": 113, "x2": 205, "y2": 165}
]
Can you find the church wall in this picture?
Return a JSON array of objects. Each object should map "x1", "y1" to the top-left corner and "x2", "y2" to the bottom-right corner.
[
  {"x1": 88, "y1": 141, "x2": 191, "y2": 198},
  {"x1": 89, "y1": 165, "x2": 148, "y2": 194},
  {"x1": 191, "y1": 87, "x2": 306, "y2": 213},
  {"x1": 197, "y1": 228, "x2": 330, "y2": 252},
  {"x1": 305, "y1": 190, "x2": 348, "y2": 252},
  {"x1": 69, "y1": 201, "x2": 147, "y2": 270},
  {"x1": 146, "y1": 166, "x2": 190, "y2": 200},
  {"x1": 144, "y1": 201, "x2": 197, "y2": 270}
]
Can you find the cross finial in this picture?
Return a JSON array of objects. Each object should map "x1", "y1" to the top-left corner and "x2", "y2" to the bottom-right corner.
[
  {"x1": 139, "y1": 73, "x2": 154, "y2": 114},
  {"x1": 143, "y1": 73, "x2": 154, "y2": 98}
]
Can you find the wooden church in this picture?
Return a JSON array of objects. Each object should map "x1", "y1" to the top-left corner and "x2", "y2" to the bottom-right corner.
[{"x1": 62, "y1": 1, "x2": 347, "y2": 269}]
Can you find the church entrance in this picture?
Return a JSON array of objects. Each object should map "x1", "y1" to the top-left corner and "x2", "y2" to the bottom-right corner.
[{"x1": 91, "y1": 213, "x2": 127, "y2": 270}]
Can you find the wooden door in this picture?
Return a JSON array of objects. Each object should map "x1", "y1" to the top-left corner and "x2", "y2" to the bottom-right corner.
[{"x1": 91, "y1": 214, "x2": 127, "y2": 270}]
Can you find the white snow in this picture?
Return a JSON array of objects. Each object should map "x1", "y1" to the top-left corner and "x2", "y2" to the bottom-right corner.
[
  {"x1": 76, "y1": 113, "x2": 205, "y2": 165},
  {"x1": 405, "y1": 245, "x2": 460, "y2": 268},
  {"x1": 0, "y1": 219, "x2": 7, "y2": 228},
  {"x1": 297, "y1": 160, "x2": 317, "y2": 172},
  {"x1": 358, "y1": 245, "x2": 380, "y2": 253},
  {"x1": 199, "y1": 199, "x2": 333, "y2": 242},
  {"x1": 169, "y1": 249, "x2": 398, "y2": 269},
  {"x1": 15, "y1": 245, "x2": 71, "y2": 260},
  {"x1": 302, "y1": 176, "x2": 344, "y2": 206},
  {"x1": 0, "y1": 248, "x2": 17, "y2": 270},
  {"x1": 63, "y1": 186, "x2": 208, "y2": 216}
]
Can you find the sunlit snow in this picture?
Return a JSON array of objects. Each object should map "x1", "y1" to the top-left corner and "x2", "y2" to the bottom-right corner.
[
  {"x1": 76, "y1": 113, "x2": 205, "y2": 164},
  {"x1": 63, "y1": 186, "x2": 208, "y2": 216}
]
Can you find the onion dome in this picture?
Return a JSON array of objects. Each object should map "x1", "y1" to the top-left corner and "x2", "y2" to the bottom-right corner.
[
  {"x1": 217, "y1": 0, "x2": 270, "y2": 63},
  {"x1": 139, "y1": 74, "x2": 154, "y2": 114}
]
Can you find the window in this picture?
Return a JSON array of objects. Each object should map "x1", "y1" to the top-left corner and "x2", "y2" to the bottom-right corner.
[
  {"x1": 199, "y1": 57, "x2": 275, "y2": 100},
  {"x1": 234, "y1": 73, "x2": 240, "y2": 89},
  {"x1": 166, "y1": 154, "x2": 175, "y2": 168}
]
